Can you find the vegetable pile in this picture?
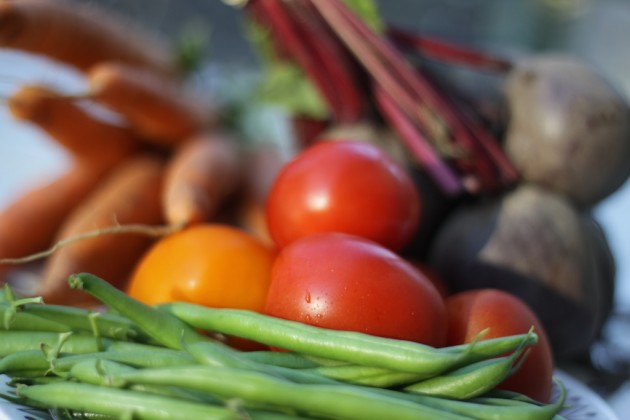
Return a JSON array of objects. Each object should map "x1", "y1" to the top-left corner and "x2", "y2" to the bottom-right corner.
[
  {"x1": 0, "y1": 275, "x2": 566, "y2": 419},
  {"x1": 1, "y1": 0, "x2": 629, "y2": 417}
]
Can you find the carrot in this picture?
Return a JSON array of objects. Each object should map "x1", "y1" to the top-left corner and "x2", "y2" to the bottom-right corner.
[
  {"x1": 87, "y1": 62, "x2": 216, "y2": 147},
  {"x1": 0, "y1": 0, "x2": 177, "y2": 76},
  {"x1": 0, "y1": 162, "x2": 112, "y2": 283},
  {"x1": 36, "y1": 155, "x2": 166, "y2": 305},
  {"x1": 162, "y1": 132, "x2": 244, "y2": 227},
  {"x1": 235, "y1": 145, "x2": 288, "y2": 245},
  {"x1": 7, "y1": 84, "x2": 139, "y2": 167}
]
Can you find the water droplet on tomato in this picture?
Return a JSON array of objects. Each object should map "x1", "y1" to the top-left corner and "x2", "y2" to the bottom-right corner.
[{"x1": 305, "y1": 291, "x2": 311, "y2": 303}]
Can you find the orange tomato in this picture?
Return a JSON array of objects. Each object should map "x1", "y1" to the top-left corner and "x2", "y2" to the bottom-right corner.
[{"x1": 127, "y1": 224, "x2": 276, "y2": 312}]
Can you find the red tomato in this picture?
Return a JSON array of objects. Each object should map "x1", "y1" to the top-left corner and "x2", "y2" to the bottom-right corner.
[
  {"x1": 264, "y1": 233, "x2": 447, "y2": 347},
  {"x1": 445, "y1": 289, "x2": 554, "y2": 402},
  {"x1": 265, "y1": 140, "x2": 421, "y2": 251}
]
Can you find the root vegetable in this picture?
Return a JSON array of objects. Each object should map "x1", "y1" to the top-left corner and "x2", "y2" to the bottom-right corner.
[
  {"x1": 162, "y1": 133, "x2": 244, "y2": 227},
  {"x1": 0, "y1": 0, "x2": 177, "y2": 76},
  {"x1": 87, "y1": 62, "x2": 215, "y2": 146},
  {"x1": 504, "y1": 54, "x2": 630, "y2": 207},
  {"x1": 428, "y1": 184, "x2": 612, "y2": 357},
  {"x1": 36, "y1": 155, "x2": 166, "y2": 305},
  {"x1": 7, "y1": 84, "x2": 138, "y2": 168},
  {"x1": 0, "y1": 162, "x2": 111, "y2": 283}
]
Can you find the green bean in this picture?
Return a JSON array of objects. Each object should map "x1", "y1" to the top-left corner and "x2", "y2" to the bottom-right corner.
[
  {"x1": 299, "y1": 364, "x2": 422, "y2": 387},
  {"x1": 1, "y1": 369, "x2": 49, "y2": 378},
  {"x1": 68, "y1": 273, "x2": 208, "y2": 350},
  {"x1": 1, "y1": 303, "x2": 70, "y2": 333},
  {"x1": 0, "y1": 287, "x2": 9, "y2": 303},
  {"x1": 404, "y1": 355, "x2": 518, "y2": 399},
  {"x1": 8, "y1": 375, "x2": 66, "y2": 386},
  {"x1": 403, "y1": 334, "x2": 531, "y2": 399},
  {"x1": 0, "y1": 349, "x2": 50, "y2": 374},
  {"x1": 0, "y1": 331, "x2": 110, "y2": 357},
  {"x1": 69, "y1": 358, "x2": 134, "y2": 387},
  {"x1": 187, "y1": 341, "x2": 338, "y2": 385},
  {"x1": 16, "y1": 382, "x2": 242, "y2": 419},
  {"x1": 160, "y1": 302, "x2": 535, "y2": 376},
  {"x1": 111, "y1": 365, "x2": 471, "y2": 420},
  {"x1": 69, "y1": 359, "x2": 220, "y2": 405},
  {"x1": 20, "y1": 303, "x2": 151, "y2": 342},
  {"x1": 51, "y1": 348, "x2": 195, "y2": 373},
  {"x1": 241, "y1": 351, "x2": 342, "y2": 369}
]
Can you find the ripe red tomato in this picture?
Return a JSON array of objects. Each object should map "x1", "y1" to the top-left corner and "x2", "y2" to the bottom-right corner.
[
  {"x1": 264, "y1": 233, "x2": 447, "y2": 347},
  {"x1": 265, "y1": 140, "x2": 421, "y2": 251},
  {"x1": 445, "y1": 289, "x2": 554, "y2": 402}
]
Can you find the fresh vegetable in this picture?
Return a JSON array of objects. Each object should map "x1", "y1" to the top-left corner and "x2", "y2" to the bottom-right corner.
[
  {"x1": 265, "y1": 140, "x2": 421, "y2": 251},
  {"x1": 429, "y1": 184, "x2": 615, "y2": 358},
  {"x1": 0, "y1": 162, "x2": 109, "y2": 283},
  {"x1": 0, "y1": 277, "x2": 565, "y2": 419},
  {"x1": 504, "y1": 53, "x2": 630, "y2": 207},
  {"x1": 127, "y1": 224, "x2": 276, "y2": 313},
  {"x1": 37, "y1": 156, "x2": 166, "y2": 305},
  {"x1": 0, "y1": 0, "x2": 177, "y2": 76},
  {"x1": 16, "y1": 382, "x2": 235, "y2": 420},
  {"x1": 264, "y1": 233, "x2": 446, "y2": 347},
  {"x1": 87, "y1": 62, "x2": 214, "y2": 146},
  {"x1": 7, "y1": 84, "x2": 138, "y2": 168},
  {"x1": 445, "y1": 289, "x2": 555, "y2": 402},
  {"x1": 161, "y1": 303, "x2": 536, "y2": 377},
  {"x1": 162, "y1": 133, "x2": 244, "y2": 228},
  {"x1": 69, "y1": 273, "x2": 208, "y2": 350}
]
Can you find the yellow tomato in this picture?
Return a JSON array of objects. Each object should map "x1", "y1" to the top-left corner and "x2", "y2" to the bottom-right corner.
[{"x1": 127, "y1": 224, "x2": 276, "y2": 312}]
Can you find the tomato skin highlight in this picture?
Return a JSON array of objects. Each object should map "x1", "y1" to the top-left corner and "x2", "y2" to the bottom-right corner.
[
  {"x1": 265, "y1": 140, "x2": 421, "y2": 251},
  {"x1": 264, "y1": 233, "x2": 447, "y2": 347},
  {"x1": 445, "y1": 289, "x2": 554, "y2": 403}
]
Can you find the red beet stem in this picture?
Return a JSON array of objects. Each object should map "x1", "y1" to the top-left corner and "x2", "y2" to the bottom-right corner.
[
  {"x1": 254, "y1": 0, "x2": 345, "y2": 120},
  {"x1": 387, "y1": 26, "x2": 513, "y2": 72},
  {"x1": 374, "y1": 83, "x2": 464, "y2": 196},
  {"x1": 283, "y1": 0, "x2": 366, "y2": 122}
]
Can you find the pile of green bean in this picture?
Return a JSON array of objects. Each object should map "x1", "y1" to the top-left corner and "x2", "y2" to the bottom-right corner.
[{"x1": 0, "y1": 273, "x2": 567, "y2": 419}]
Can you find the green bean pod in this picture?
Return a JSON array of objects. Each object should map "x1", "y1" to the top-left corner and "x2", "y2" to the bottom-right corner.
[
  {"x1": 69, "y1": 358, "x2": 220, "y2": 405},
  {"x1": 159, "y1": 303, "x2": 467, "y2": 375},
  {"x1": 16, "y1": 382, "x2": 242, "y2": 419},
  {"x1": 111, "y1": 365, "x2": 471, "y2": 420},
  {"x1": 304, "y1": 364, "x2": 425, "y2": 388},
  {"x1": 1, "y1": 303, "x2": 71, "y2": 333},
  {"x1": 51, "y1": 348, "x2": 196, "y2": 373},
  {"x1": 0, "y1": 349, "x2": 50, "y2": 374},
  {"x1": 159, "y1": 302, "x2": 536, "y2": 377},
  {"x1": 20, "y1": 303, "x2": 151, "y2": 342},
  {"x1": 403, "y1": 354, "x2": 518, "y2": 399},
  {"x1": 403, "y1": 334, "x2": 531, "y2": 399},
  {"x1": 241, "y1": 351, "x2": 340, "y2": 369},
  {"x1": 68, "y1": 273, "x2": 209, "y2": 350},
  {"x1": 0, "y1": 331, "x2": 111, "y2": 357},
  {"x1": 187, "y1": 341, "x2": 339, "y2": 385}
]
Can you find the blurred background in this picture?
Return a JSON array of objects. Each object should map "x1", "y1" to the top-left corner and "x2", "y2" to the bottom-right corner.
[{"x1": 1, "y1": 0, "x2": 629, "y2": 416}]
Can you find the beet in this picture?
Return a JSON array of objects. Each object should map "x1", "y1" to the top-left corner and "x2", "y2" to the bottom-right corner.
[{"x1": 428, "y1": 184, "x2": 615, "y2": 358}]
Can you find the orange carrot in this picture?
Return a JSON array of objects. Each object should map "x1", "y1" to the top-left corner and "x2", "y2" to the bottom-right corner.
[
  {"x1": 162, "y1": 132, "x2": 244, "y2": 227},
  {"x1": 87, "y1": 62, "x2": 216, "y2": 146},
  {"x1": 7, "y1": 84, "x2": 139, "y2": 167},
  {"x1": 0, "y1": 0, "x2": 177, "y2": 76},
  {"x1": 235, "y1": 145, "x2": 288, "y2": 245},
  {"x1": 36, "y1": 155, "x2": 166, "y2": 305},
  {"x1": 0, "y1": 161, "x2": 112, "y2": 283}
]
